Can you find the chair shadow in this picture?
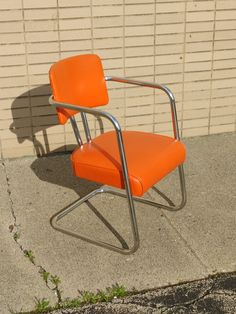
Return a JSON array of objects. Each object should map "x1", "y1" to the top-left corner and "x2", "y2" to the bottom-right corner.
[{"x1": 10, "y1": 85, "x2": 129, "y2": 249}]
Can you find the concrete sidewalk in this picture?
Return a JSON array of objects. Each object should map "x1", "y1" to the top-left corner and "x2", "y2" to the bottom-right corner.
[{"x1": 0, "y1": 132, "x2": 235, "y2": 313}]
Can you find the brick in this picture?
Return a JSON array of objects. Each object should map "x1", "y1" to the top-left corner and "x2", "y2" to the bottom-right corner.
[
  {"x1": 92, "y1": 5, "x2": 123, "y2": 17},
  {"x1": 216, "y1": 20, "x2": 236, "y2": 31},
  {"x1": 156, "y1": 33, "x2": 184, "y2": 45},
  {"x1": 60, "y1": 29, "x2": 91, "y2": 41},
  {"x1": 0, "y1": 54, "x2": 26, "y2": 66},
  {"x1": 185, "y1": 51, "x2": 212, "y2": 63},
  {"x1": 186, "y1": 11, "x2": 214, "y2": 22},
  {"x1": 183, "y1": 118, "x2": 208, "y2": 128},
  {"x1": 216, "y1": 0, "x2": 236, "y2": 10},
  {"x1": 25, "y1": 31, "x2": 59, "y2": 43},
  {"x1": 156, "y1": 2, "x2": 185, "y2": 13},
  {"x1": 59, "y1": 18, "x2": 91, "y2": 30},
  {"x1": 23, "y1": 0, "x2": 57, "y2": 9},
  {"x1": 186, "y1": 31, "x2": 213, "y2": 43},
  {"x1": 125, "y1": 35, "x2": 154, "y2": 47},
  {"x1": 186, "y1": 21, "x2": 214, "y2": 33},
  {"x1": 60, "y1": 40, "x2": 92, "y2": 52},
  {"x1": 187, "y1": 1, "x2": 214, "y2": 12},
  {"x1": 93, "y1": 16, "x2": 123, "y2": 28},
  {"x1": 0, "y1": 10, "x2": 22, "y2": 21},
  {"x1": 24, "y1": 9, "x2": 58, "y2": 21},
  {"x1": 156, "y1": 23, "x2": 185, "y2": 35},
  {"x1": 0, "y1": 76, "x2": 28, "y2": 88},
  {"x1": 210, "y1": 124, "x2": 235, "y2": 134},
  {"x1": 0, "y1": 0, "x2": 22, "y2": 10},
  {"x1": 93, "y1": 27, "x2": 123, "y2": 39},
  {"x1": 0, "y1": 65, "x2": 27, "y2": 77},
  {"x1": 0, "y1": 44, "x2": 25, "y2": 56},
  {"x1": 59, "y1": 7, "x2": 90, "y2": 19},
  {"x1": 156, "y1": 12, "x2": 184, "y2": 24},
  {"x1": 27, "y1": 42, "x2": 59, "y2": 53},
  {"x1": 125, "y1": 14, "x2": 155, "y2": 26},
  {"x1": 214, "y1": 39, "x2": 236, "y2": 50},
  {"x1": 25, "y1": 20, "x2": 58, "y2": 32},
  {"x1": 0, "y1": 33, "x2": 24, "y2": 44},
  {"x1": 27, "y1": 53, "x2": 59, "y2": 65},
  {"x1": 213, "y1": 68, "x2": 236, "y2": 80},
  {"x1": 125, "y1": 4, "x2": 154, "y2": 15},
  {"x1": 213, "y1": 59, "x2": 236, "y2": 70},
  {"x1": 215, "y1": 30, "x2": 236, "y2": 41},
  {"x1": 216, "y1": 10, "x2": 236, "y2": 20},
  {"x1": 125, "y1": 56, "x2": 154, "y2": 67},
  {"x1": 156, "y1": 44, "x2": 183, "y2": 55},
  {"x1": 182, "y1": 127, "x2": 209, "y2": 137},
  {"x1": 125, "y1": 25, "x2": 154, "y2": 36},
  {"x1": 211, "y1": 106, "x2": 236, "y2": 117},
  {"x1": 58, "y1": 0, "x2": 89, "y2": 7}
]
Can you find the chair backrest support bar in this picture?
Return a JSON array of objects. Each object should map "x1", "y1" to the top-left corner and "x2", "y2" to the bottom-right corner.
[
  {"x1": 81, "y1": 112, "x2": 91, "y2": 142},
  {"x1": 70, "y1": 116, "x2": 83, "y2": 146}
]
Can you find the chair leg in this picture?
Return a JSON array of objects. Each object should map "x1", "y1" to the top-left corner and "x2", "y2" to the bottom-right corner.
[
  {"x1": 50, "y1": 165, "x2": 186, "y2": 254},
  {"x1": 50, "y1": 186, "x2": 140, "y2": 255}
]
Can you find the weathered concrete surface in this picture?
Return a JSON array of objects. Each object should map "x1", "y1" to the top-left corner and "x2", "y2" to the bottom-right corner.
[
  {"x1": 53, "y1": 272, "x2": 236, "y2": 314},
  {"x1": 0, "y1": 163, "x2": 56, "y2": 313},
  {"x1": 0, "y1": 132, "x2": 235, "y2": 313},
  {"x1": 151, "y1": 132, "x2": 236, "y2": 272},
  {"x1": 4, "y1": 156, "x2": 206, "y2": 299}
]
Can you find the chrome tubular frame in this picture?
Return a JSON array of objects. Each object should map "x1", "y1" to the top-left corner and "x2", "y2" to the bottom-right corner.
[
  {"x1": 70, "y1": 116, "x2": 83, "y2": 146},
  {"x1": 49, "y1": 76, "x2": 186, "y2": 254}
]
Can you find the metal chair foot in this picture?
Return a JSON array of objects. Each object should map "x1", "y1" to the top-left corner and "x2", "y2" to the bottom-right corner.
[
  {"x1": 50, "y1": 187, "x2": 139, "y2": 255},
  {"x1": 50, "y1": 165, "x2": 186, "y2": 254}
]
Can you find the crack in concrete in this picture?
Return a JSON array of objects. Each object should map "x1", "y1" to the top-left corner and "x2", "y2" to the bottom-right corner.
[
  {"x1": 1, "y1": 160, "x2": 61, "y2": 303},
  {"x1": 1, "y1": 161, "x2": 19, "y2": 238},
  {"x1": 147, "y1": 187, "x2": 208, "y2": 271},
  {"x1": 159, "y1": 283, "x2": 215, "y2": 313},
  {"x1": 160, "y1": 211, "x2": 208, "y2": 272}
]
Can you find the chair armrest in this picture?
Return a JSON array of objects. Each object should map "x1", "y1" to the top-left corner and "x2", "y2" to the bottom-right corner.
[
  {"x1": 49, "y1": 95, "x2": 132, "y2": 199},
  {"x1": 105, "y1": 76, "x2": 180, "y2": 140},
  {"x1": 49, "y1": 95, "x2": 121, "y2": 132}
]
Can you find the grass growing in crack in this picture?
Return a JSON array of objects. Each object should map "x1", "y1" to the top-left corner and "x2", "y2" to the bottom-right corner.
[
  {"x1": 34, "y1": 298, "x2": 51, "y2": 312},
  {"x1": 23, "y1": 250, "x2": 35, "y2": 264},
  {"x1": 13, "y1": 231, "x2": 20, "y2": 241},
  {"x1": 40, "y1": 271, "x2": 50, "y2": 284},
  {"x1": 61, "y1": 284, "x2": 128, "y2": 309},
  {"x1": 50, "y1": 275, "x2": 61, "y2": 287},
  {"x1": 15, "y1": 284, "x2": 129, "y2": 314},
  {"x1": 50, "y1": 275, "x2": 62, "y2": 303},
  {"x1": 39, "y1": 270, "x2": 63, "y2": 303}
]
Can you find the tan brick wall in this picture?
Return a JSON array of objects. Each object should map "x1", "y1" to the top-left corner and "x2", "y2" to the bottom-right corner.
[{"x1": 0, "y1": 0, "x2": 236, "y2": 158}]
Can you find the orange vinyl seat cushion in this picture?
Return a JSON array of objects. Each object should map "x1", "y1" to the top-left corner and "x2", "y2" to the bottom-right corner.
[{"x1": 71, "y1": 131, "x2": 186, "y2": 197}]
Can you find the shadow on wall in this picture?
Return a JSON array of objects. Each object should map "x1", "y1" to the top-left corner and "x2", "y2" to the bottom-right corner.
[
  {"x1": 10, "y1": 83, "x2": 87, "y2": 190},
  {"x1": 10, "y1": 84, "x2": 77, "y2": 157},
  {"x1": 10, "y1": 84, "x2": 97, "y2": 196},
  {"x1": 10, "y1": 86, "x2": 128, "y2": 248}
]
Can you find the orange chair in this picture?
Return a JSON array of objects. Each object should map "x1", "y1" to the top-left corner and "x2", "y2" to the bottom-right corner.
[{"x1": 49, "y1": 54, "x2": 186, "y2": 254}]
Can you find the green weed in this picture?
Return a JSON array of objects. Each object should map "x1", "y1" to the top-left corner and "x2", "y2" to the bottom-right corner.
[
  {"x1": 23, "y1": 250, "x2": 35, "y2": 264},
  {"x1": 34, "y1": 298, "x2": 51, "y2": 312}
]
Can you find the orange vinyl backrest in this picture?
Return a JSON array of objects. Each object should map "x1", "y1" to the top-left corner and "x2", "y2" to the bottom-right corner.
[{"x1": 49, "y1": 54, "x2": 109, "y2": 125}]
